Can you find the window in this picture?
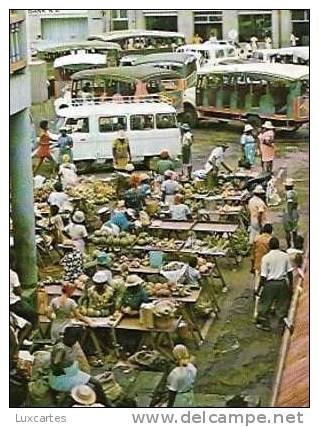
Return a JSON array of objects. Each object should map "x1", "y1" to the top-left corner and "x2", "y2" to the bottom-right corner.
[
  {"x1": 215, "y1": 49, "x2": 225, "y2": 59},
  {"x1": 291, "y1": 10, "x2": 309, "y2": 22},
  {"x1": 112, "y1": 10, "x2": 128, "y2": 31},
  {"x1": 161, "y1": 79, "x2": 179, "y2": 91},
  {"x1": 238, "y1": 13, "x2": 272, "y2": 42},
  {"x1": 130, "y1": 115, "x2": 154, "y2": 131},
  {"x1": 145, "y1": 16, "x2": 178, "y2": 32},
  {"x1": 226, "y1": 48, "x2": 236, "y2": 57},
  {"x1": 194, "y1": 10, "x2": 223, "y2": 24},
  {"x1": 99, "y1": 116, "x2": 127, "y2": 133},
  {"x1": 156, "y1": 113, "x2": 177, "y2": 129},
  {"x1": 66, "y1": 118, "x2": 89, "y2": 133}
]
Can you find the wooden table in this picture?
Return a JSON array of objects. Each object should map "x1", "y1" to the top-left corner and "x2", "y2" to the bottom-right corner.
[
  {"x1": 149, "y1": 220, "x2": 195, "y2": 232},
  {"x1": 197, "y1": 207, "x2": 244, "y2": 225},
  {"x1": 192, "y1": 222, "x2": 238, "y2": 234}
]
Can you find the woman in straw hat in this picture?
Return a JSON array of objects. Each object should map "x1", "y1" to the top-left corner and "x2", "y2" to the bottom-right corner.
[
  {"x1": 166, "y1": 344, "x2": 197, "y2": 407},
  {"x1": 248, "y1": 185, "x2": 270, "y2": 245},
  {"x1": 112, "y1": 126, "x2": 132, "y2": 171},
  {"x1": 258, "y1": 121, "x2": 275, "y2": 172},
  {"x1": 65, "y1": 211, "x2": 88, "y2": 254},
  {"x1": 121, "y1": 275, "x2": 149, "y2": 316},
  {"x1": 240, "y1": 124, "x2": 256, "y2": 168}
]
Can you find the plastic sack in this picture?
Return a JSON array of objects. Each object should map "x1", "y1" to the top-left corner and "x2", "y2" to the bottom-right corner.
[{"x1": 160, "y1": 262, "x2": 187, "y2": 283}]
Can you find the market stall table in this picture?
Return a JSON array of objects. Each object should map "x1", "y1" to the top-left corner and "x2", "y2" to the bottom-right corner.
[
  {"x1": 192, "y1": 222, "x2": 238, "y2": 234},
  {"x1": 115, "y1": 316, "x2": 183, "y2": 361}
]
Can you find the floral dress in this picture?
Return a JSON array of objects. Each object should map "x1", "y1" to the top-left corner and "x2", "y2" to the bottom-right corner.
[{"x1": 61, "y1": 250, "x2": 84, "y2": 281}]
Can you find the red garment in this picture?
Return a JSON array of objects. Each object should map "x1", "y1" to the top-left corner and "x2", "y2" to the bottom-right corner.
[{"x1": 37, "y1": 130, "x2": 51, "y2": 158}]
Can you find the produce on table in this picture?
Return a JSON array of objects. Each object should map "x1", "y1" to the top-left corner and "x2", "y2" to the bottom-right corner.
[
  {"x1": 34, "y1": 181, "x2": 55, "y2": 202},
  {"x1": 89, "y1": 230, "x2": 136, "y2": 248},
  {"x1": 66, "y1": 180, "x2": 116, "y2": 205},
  {"x1": 228, "y1": 228, "x2": 249, "y2": 256}
]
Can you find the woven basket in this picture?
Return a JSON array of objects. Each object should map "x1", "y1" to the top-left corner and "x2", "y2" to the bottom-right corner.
[{"x1": 154, "y1": 315, "x2": 174, "y2": 330}]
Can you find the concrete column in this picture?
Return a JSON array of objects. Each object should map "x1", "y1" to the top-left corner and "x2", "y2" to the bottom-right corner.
[
  {"x1": 280, "y1": 10, "x2": 292, "y2": 47},
  {"x1": 135, "y1": 11, "x2": 146, "y2": 30},
  {"x1": 10, "y1": 109, "x2": 37, "y2": 287},
  {"x1": 222, "y1": 10, "x2": 239, "y2": 41},
  {"x1": 178, "y1": 10, "x2": 194, "y2": 43},
  {"x1": 271, "y1": 10, "x2": 280, "y2": 48}
]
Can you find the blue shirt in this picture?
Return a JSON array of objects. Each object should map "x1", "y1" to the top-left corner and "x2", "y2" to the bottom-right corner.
[
  {"x1": 240, "y1": 134, "x2": 254, "y2": 146},
  {"x1": 107, "y1": 211, "x2": 130, "y2": 231},
  {"x1": 58, "y1": 135, "x2": 73, "y2": 151}
]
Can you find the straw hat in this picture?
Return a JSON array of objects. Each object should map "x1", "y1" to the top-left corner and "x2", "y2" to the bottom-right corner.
[
  {"x1": 71, "y1": 385, "x2": 96, "y2": 406},
  {"x1": 244, "y1": 124, "x2": 253, "y2": 132},
  {"x1": 97, "y1": 207, "x2": 110, "y2": 216},
  {"x1": 117, "y1": 200, "x2": 126, "y2": 209},
  {"x1": 59, "y1": 126, "x2": 67, "y2": 132},
  {"x1": 262, "y1": 121, "x2": 275, "y2": 129},
  {"x1": 72, "y1": 210, "x2": 85, "y2": 224},
  {"x1": 164, "y1": 169, "x2": 174, "y2": 178},
  {"x1": 284, "y1": 178, "x2": 294, "y2": 187},
  {"x1": 126, "y1": 163, "x2": 135, "y2": 172},
  {"x1": 253, "y1": 185, "x2": 265, "y2": 194},
  {"x1": 125, "y1": 274, "x2": 144, "y2": 287},
  {"x1": 92, "y1": 270, "x2": 110, "y2": 285}
]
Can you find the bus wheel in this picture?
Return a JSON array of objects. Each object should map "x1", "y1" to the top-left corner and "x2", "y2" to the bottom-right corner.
[
  {"x1": 181, "y1": 105, "x2": 198, "y2": 128},
  {"x1": 247, "y1": 115, "x2": 262, "y2": 129}
]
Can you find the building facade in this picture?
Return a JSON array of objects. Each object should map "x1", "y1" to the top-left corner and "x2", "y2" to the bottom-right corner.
[
  {"x1": 104, "y1": 9, "x2": 309, "y2": 47},
  {"x1": 26, "y1": 9, "x2": 309, "y2": 48},
  {"x1": 10, "y1": 10, "x2": 37, "y2": 286}
]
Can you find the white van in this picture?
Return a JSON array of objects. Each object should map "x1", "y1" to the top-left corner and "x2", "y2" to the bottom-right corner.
[
  {"x1": 176, "y1": 43, "x2": 238, "y2": 68},
  {"x1": 56, "y1": 99, "x2": 181, "y2": 168}
]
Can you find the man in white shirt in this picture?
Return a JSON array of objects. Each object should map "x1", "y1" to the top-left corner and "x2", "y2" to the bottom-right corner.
[
  {"x1": 47, "y1": 181, "x2": 69, "y2": 211},
  {"x1": 255, "y1": 237, "x2": 293, "y2": 331},
  {"x1": 205, "y1": 145, "x2": 232, "y2": 188}
]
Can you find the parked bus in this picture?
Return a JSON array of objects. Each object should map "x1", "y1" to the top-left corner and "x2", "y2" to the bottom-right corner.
[
  {"x1": 87, "y1": 30, "x2": 186, "y2": 55},
  {"x1": 36, "y1": 41, "x2": 121, "y2": 65},
  {"x1": 176, "y1": 43, "x2": 239, "y2": 67},
  {"x1": 196, "y1": 63, "x2": 309, "y2": 131},
  {"x1": 66, "y1": 65, "x2": 185, "y2": 113},
  {"x1": 55, "y1": 98, "x2": 181, "y2": 170},
  {"x1": 252, "y1": 47, "x2": 309, "y2": 65},
  {"x1": 53, "y1": 52, "x2": 107, "y2": 98}
]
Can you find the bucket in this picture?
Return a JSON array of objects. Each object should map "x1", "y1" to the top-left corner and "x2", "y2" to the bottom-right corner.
[{"x1": 149, "y1": 251, "x2": 164, "y2": 268}]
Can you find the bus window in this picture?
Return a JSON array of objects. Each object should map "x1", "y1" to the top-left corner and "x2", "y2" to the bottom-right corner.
[
  {"x1": 161, "y1": 79, "x2": 179, "y2": 91},
  {"x1": 130, "y1": 114, "x2": 154, "y2": 130},
  {"x1": 66, "y1": 117, "x2": 89, "y2": 133},
  {"x1": 99, "y1": 116, "x2": 127, "y2": 132},
  {"x1": 227, "y1": 48, "x2": 236, "y2": 57},
  {"x1": 215, "y1": 49, "x2": 225, "y2": 59},
  {"x1": 156, "y1": 113, "x2": 177, "y2": 129}
]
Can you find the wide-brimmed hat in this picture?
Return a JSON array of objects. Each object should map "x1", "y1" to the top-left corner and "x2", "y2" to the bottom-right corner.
[
  {"x1": 164, "y1": 169, "x2": 174, "y2": 178},
  {"x1": 262, "y1": 121, "x2": 275, "y2": 129},
  {"x1": 97, "y1": 207, "x2": 110, "y2": 216},
  {"x1": 72, "y1": 211, "x2": 85, "y2": 224},
  {"x1": 181, "y1": 123, "x2": 191, "y2": 131},
  {"x1": 244, "y1": 124, "x2": 254, "y2": 132},
  {"x1": 125, "y1": 274, "x2": 144, "y2": 287},
  {"x1": 96, "y1": 251, "x2": 110, "y2": 266},
  {"x1": 59, "y1": 126, "x2": 67, "y2": 132},
  {"x1": 71, "y1": 385, "x2": 96, "y2": 406},
  {"x1": 117, "y1": 200, "x2": 126, "y2": 209},
  {"x1": 253, "y1": 185, "x2": 265, "y2": 194},
  {"x1": 284, "y1": 178, "x2": 294, "y2": 187},
  {"x1": 92, "y1": 270, "x2": 110, "y2": 284}
]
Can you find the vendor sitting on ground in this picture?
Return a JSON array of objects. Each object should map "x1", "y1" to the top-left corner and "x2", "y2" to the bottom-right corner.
[
  {"x1": 169, "y1": 194, "x2": 192, "y2": 221},
  {"x1": 48, "y1": 181, "x2": 70, "y2": 211},
  {"x1": 121, "y1": 275, "x2": 149, "y2": 316},
  {"x1": 161, "y1": 170, "x2": 181, "y2": 206},
  {"x1": 138, "y1": 173, "x2": 152, "y2": 201},
  {"x1": 58, "y1": 155, "x2": 78, "y2": 190},
  {"x1": 86, "y1": 271, "x2": 115, "y2": 316},
  {"x1": 124, "y1": 174, "x2": 144, "y2": 212},
  {"x1": 157, "y1": 150, "x2": 176, "y2": 175}
]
